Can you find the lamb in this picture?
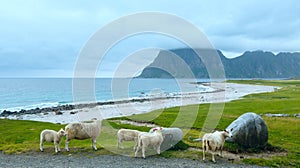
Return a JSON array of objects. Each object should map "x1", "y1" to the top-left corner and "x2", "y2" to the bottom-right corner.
[
  {"x1": 65, "y1": 119, "x2": 101, "y2": 151},
  {"x1": 202, "y1": 128, "x2": 233, "y2": 162},
  {"x1": 149, "y1": 127, "x2": 183, "y2": 142},
  {"x1": 117, "y1": 128, "x2": 145, "y2": 150},
  {"x1": 149, "y1": 127, "x2": 183, "y2": 150},
  {"x1": 135, "y1": 127, "x2": 164, "y2": 158},
  {"x1": 40, "y1": 128, "x2": 65, "y2": 153}
]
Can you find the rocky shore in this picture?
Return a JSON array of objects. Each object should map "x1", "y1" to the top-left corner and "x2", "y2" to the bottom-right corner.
[
  {"x1": 0, "y1": 83, "x2": 278, "y2": 124},
  {"x1": 0, "y1": 96, "x2": 179, "y2": 118}
]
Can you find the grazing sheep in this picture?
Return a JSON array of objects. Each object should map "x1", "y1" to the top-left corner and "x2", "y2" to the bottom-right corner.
[
  {"x1": 65, "y1": 119, "x2": 101, "y2": 151},
  {"x1": 40, "y1": 128, "x2": 65, "y2": 153},
  {"x1": 149, "y1": 127, "x2": 183, "y2": 150},
  {"x1": 117, "y1": 129, "x2": 145, "y2": 150},
  {"x1": 135, "y1": 127, "x2": 164, "y2": 158},
  {"x1": 202, "y1": 128, "x2": 233, "y2": 162}
]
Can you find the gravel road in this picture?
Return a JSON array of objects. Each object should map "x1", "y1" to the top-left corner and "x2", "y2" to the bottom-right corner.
[{"x1": 0, "y1": 153, "x2": 267, "y2": 168}]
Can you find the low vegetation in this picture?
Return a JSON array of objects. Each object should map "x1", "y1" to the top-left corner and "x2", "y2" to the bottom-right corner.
[{"x1": 0, "y1": 80, "x2": 299, "y2": 167}]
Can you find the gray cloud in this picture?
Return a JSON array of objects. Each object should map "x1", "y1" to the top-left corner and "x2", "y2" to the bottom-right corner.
[
  {"x1": 0, "y1": 0, "x2": 299, "y2": 77},
  {"x1": 206, "y1": 0, "x2": 300, "y2": 53}
]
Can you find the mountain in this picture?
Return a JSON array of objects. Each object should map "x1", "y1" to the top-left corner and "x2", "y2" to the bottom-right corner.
[{"x1": 138, "y1": 48, "x2": 300, "y2": 78}]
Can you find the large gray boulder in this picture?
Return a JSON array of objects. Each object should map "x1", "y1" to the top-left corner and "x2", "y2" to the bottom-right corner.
[{"x1": 226, "y1": 112, "x2": 268, "y2": 148}]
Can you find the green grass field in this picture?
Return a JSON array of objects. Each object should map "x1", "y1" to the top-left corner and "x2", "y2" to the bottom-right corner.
[{"x1": 0, "y1": 80, "x2": 299, "y2": 167}]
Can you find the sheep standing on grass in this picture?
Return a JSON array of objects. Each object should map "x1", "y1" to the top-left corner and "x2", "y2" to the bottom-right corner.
[
  {"x1": 40, "y1": 128, "x2": 65, "y2": 153},
  {"x1": 65, "y1": 119, "x2": 101, "y2": 151},
  {"x1": 135, "y1": 127, "x2": 164, "y2": 158},
  {"x1": 202, "y1": 128, "x2": 233, "y2": 162},
  {"x1": 149, "y1": 127, "x2": 183, "y2": 151},
  {"x1": 117, "y1": 129, "x2": 145, "y2": 150}
]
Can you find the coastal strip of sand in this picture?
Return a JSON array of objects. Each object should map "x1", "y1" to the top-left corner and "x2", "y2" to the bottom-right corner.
[{"x1": 2, "y1": 83, "x2": 277, "y2": 124}]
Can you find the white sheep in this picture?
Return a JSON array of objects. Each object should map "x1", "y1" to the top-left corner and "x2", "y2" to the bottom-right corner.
[
  {"x1": 202, "y1": 128, "x2": 233, "y2": 162},
  {"x1": 149, "y1": 127, "x2": 183, "y2": 150},
  {"x1": 65, "y1": 119, "x2": 101, "y2": 151},
  {"x1": 135, "y1": 127, "x2": 164, "y2": 158},
  {"x1": 117, "y1": 128, "x2": 145, "y2": 150},
  {"x1": 40, "y1": 128, "x2": 65, "y2": 153}
]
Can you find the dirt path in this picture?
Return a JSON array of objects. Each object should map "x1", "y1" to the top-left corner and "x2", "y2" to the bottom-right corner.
[{"x1": 0, "y1": 152, "x2": 268, "y2": 168}]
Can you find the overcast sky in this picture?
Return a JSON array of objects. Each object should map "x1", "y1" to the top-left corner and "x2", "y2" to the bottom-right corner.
[{"x1": 0, "y1": 0, "x2": 299, "y2": 77}]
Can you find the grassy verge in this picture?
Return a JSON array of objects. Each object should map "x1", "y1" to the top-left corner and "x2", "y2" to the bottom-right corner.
[
  {"x1": 0, "y1": 80, "x2": 299, "y2": 167},
  {"x1": 108, "y1": 79, "x2": 300, "y2": 167},
  {"x1": 0, "y1": 119, "x2": 115, "y2": 155},
  {"x1": 0, "y1": 120, "x2": 65, "y2": 154}
]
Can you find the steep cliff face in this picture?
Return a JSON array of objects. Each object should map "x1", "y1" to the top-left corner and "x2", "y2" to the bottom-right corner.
[
  {"x1": 225, "y1": 51, "x2": 300, "y2": 78},
  {"x1": 138, "y1": 48, "x2": 300, "y2": 78}
]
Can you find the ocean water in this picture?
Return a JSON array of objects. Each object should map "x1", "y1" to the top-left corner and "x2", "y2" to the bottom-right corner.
[{"x1": 0, "y1": 78, "x2": 212, "y2": 112}]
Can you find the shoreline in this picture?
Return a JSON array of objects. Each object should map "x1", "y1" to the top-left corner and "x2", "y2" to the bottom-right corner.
[{"x1": 0, "y1": 82, "x2": 277, "y2": 124}]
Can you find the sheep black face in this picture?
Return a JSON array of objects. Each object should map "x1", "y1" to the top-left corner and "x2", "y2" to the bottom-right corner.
[{"x1": 224, "y1": 128, "x2": 233, "y2": 138}]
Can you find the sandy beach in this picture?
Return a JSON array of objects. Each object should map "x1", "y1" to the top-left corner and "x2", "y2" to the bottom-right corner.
[{"x1": 3, "y1": 82, "x2": 277, "y2": 124}]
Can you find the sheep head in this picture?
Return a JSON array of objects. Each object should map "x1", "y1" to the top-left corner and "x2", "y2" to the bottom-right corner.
[
  {"x1": 224, "y1": 128, "x2": 233, "y2": 138},
  {"x1": 152, "y1": 127, "x2": 163, "y2": 132},
  {"x1": 58, "y1": 128, "x2": 66, "y2": 136}
]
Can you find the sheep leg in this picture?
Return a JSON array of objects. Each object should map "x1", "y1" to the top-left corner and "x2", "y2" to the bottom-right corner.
[
  {"x1": 211, "y1": 152, "x2": 216, "y2": 163},
  {"x1": 134, "y1": 145, "x2": 140, "y2": 157},
  {"x1": 133, "y1": 138, "x2": 138, "y2": 151},
  {"x1": 210, "y1": 145, "x2": 217, "y2": 162},
  {"x1": 54, "y1": 142, "x2": 59, "y2": 153},
  {"x1": 218, "y1": 145, "x2": 223, "y2": 157},
  {"x1": 65, "y1": 139, "x2": 70, "y2": 152},
  {"x1": 219, "y1": 149, "x2": 223, "y2": 157},
  {"x1": 156, "y1": 145, "x2": 161, "y2": 155},
  {"x1": 118, "y1": 139, "x2": 124, "y2": 149},
  {"x1": 202, "y1": 140, "x2": 206, "y2": 161},
  {"x1": 133, "y1": 143, "x2": 137, "y2": 151},
  {"x1": 117, "y1": 138, "x2": 121, "y2": 148},
  {"x1": 92, "y1": 138, "x2": 97, "y2": 150},
  {"x1": 40, "y1": 141, "x2": 44, "y2": 152},
  {"x1": 57, "y1": 142, "x2": 61, "y2": 152},
  {"x1": 142, "y1": 146, "x2": 146, "y2": 158}
]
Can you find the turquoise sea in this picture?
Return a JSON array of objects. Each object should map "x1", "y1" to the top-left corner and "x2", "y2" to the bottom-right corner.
[{"x1": 0, "y1": 78, "x2": 211, "y2": 112}]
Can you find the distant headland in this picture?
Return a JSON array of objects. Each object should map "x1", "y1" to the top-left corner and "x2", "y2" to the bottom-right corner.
[{"x1": 138, "y1": 48, "x2": 300, "y2": 79}]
